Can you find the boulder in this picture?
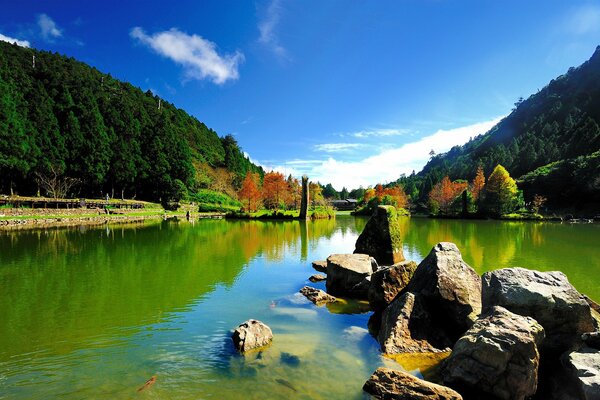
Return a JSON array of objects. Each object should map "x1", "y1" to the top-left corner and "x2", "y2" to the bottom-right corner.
[
  {"x1": 442, "y1": 306, "x2": 545, "y2": 400},
  {"x1": 378, "y1": 292, "x2": 452, "y2": 354},
  {"x1": 363, "y1": 367, "x2": 463, "y2": 400},
  {"x1": 368, "y1": 260, "x2": 418, "y2": 311},
  {"x1": 354, "y1": 205, "x2": 405, "y2": 265},
  {"x1": 562, "y1": 347, "x2": 600, "y2": 400},
  {"x1": 311, "y1": 260, "x2": 327, "y2": 273},
  {"x1": 583, "y1": 332, "x2": 600, "y2": 350},
  {"x1": 308, "y1": 273, "x2": 326, "y2": 282},
  {"x1": 482, "y1": 267, "x2": 595, "y2": 353},
  {"x1": 325, "y1": 253, "x2": 377, "y2": 298},
  {"x1": 405, "y1": 242, "x2": 482, "y2": 340},
  {"x1": 299, "y1": 286, "x2": 337, "y2": 305},
  {"x1": 231, "y1": 320, "x2": 273, "y2": 353}
]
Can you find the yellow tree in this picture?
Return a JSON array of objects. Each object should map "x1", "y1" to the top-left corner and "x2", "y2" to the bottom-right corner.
[
  {"x1": 309, "y1": 182, "x2": 324, "y2": 206},
  {"x1": 484, "y1": 165, "x2": 518, "y2": 215}
]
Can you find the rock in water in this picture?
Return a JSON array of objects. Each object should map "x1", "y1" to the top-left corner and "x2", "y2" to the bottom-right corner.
[
  {"x1": 308, "y1": 273, "x2": 326, "y2": 282},
  {"x1": 482, "y1": 267, "x2": 595, "y2": 353},
  {"x1": 363, "y1": 367, "x2": 463, "y2": 400},
  {"x1": 405, "y1": 242, "x2": 482, "y2": 340},
  {"x1": 562, "y1": 347, "x2": 600, "y2": 400},
  {"x1": 299, "y1": 286, "x2": 337, "y2": 305},
  {"x1": 368, "y1": 260, "x2": 418, "y2": 311},
  {"x1": 442, "y1": 306, "x2": 545, "y2": 400},
  {"x1": 231, "y1": 320, "x2": 273, "y2": 353},
  {"x1": 354, "y1": 205, "x2": 405, "y2": 265},
  {"x1": 325, "y1": 253, "x2": 376, "y2": 298},
  {"x1": 311, "y1": 260, "x2": 327, "y2": 273},
  {"x1": 378, "y1": 291, "x2": 452, "y2": 353},
  {"x1": 583, "y1": 332, "x2": 600, "y2": 350}
]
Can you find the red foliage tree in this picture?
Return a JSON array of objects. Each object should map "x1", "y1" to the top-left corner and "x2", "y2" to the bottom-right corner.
[
  {"x1": 238, "y1": 172, "x2": 261, "y2": 212},
  {"x1": 262, "y1": 171, "x2": 289, "y2": 209}
]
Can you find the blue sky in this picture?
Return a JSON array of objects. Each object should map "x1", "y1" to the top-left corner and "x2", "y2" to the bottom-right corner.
[{"x1": 2, "y1": 1, "x2": 600, "y2": 190}]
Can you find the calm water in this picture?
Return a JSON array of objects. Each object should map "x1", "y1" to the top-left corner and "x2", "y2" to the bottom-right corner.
[{"x1": 0, "y1": 216, "x2": 598, "y2": 399}]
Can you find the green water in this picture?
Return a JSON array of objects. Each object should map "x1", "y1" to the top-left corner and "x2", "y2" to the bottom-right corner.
[{"x1": 0, "y1": 216, "x2": 598, "y2": 399}]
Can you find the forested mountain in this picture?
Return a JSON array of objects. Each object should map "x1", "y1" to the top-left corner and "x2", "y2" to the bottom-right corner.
[
  {"x1": 0, "y1": 40, "x2": 262, "y2": 202},
  {"x1": 396, "y1": 46, "x2": 600, "y2": 212}
]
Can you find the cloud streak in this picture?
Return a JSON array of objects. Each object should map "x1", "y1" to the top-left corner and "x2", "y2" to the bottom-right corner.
[
  {"x1": 130, "y1": 27, "x2": 244, "y2": 85},
  {"x1": 314, "y1": 143, "x2": 364, "y2": 153},
  {"x1": 0, "y1": 33, "x2": 30, "y2": 47},
  {"x1": 258, "y1": 0, "x2": 288, "y2": 59},
  {"x1": 37, "y1": 14, "x2": 62, "y2": 40},
  {"x1": 347, "y1": 128, "x2": 410, "y2": 138}
]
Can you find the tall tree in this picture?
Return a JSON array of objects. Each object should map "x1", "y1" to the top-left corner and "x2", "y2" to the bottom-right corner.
[
  {"x1": 483, "y1": 165, "x2": 519, "y2": 215},
  {"x1": 238, "y1": 172, "x2": 261, "y2": 212},
  {"x1": 262, "y1": 171, "x2": 288, "y2": 209}
]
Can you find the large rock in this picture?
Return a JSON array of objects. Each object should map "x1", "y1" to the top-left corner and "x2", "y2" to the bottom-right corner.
[
  {"x1": 311, "y1": 260, "x2": 327, "y2": 273},
  {"x1": 562, "y1": 347, "x2": 600, "y2": 400},
  {"x1": 363, "y1": 367, "x2": 463, "y2": 400},
  {"x1": 231, "y1": 320, "x2": 273, "y2": 353},
  {"x1": 378, "y1": 292, "x2": 452, "y2": 353},
  {"x1": 354, "y1": 205, "x2": 405, "y2": 265},
  {"x1": 325, "y1": 253, "x2": 377, "y2": 298},
  {"x1": 442, "y1": 306, "x2": 545, "y2": 400},
  {"x1": 482, "y1": 267, "x2": 595, "y2": 353},
  {"x1": 405, "y1": 242, "x2": 482, "y2": 340},
  {"x1": 299, "y1": 286, "x2": 337, "y2": 305},
  {"x1": 368, "y1": 260, "x2": 418, "y2": 311}
]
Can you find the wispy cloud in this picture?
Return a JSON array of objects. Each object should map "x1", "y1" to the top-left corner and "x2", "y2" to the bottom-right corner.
[
  {"x1": 346, "y1": 128, "x2": 410, "y2": 138},
  {"x1": 0, "y1": 33, "x2": 30, "y2": 47},
  {"x1": 37, "y1": 13, "x2": 62, "y2": 41},
  {"x1": 565, "y1": 5, "x2": 600, "y2": 35},
  {"x1": 271, "y1": 117, "x2": 503, "y2": 190},
  {"x1": 258, "y1": 0, "x2": 288, "y2": 59},
  {"x1": 314, "y1": 143, "x2": 364, "y2": 153},
  {"x1": 130, "y1": 27, "x2": 244, "y2": 85}
]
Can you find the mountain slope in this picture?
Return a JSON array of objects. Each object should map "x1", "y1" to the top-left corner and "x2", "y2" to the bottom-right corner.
[
  {"x1": 0, "y1": 41, "x2": 262, "y2": 201},
  {"x1": 396, "y1": 46, "x2": 600, "y2": 211}
]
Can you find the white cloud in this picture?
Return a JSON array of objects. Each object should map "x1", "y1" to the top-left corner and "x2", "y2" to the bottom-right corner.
[
  {"x1": 347, "y1": 128, "x2": 410, "y2": 138},
  {"x1": 130, "y1": 27, "x2": 244, "y2": 85},
  {"x1": 314, "y1": 143, "x2": 363, "y2": 153},
  {"x1": 0, "y1": 33, "x2": 30, "y2": 47},
  {"x1": 37, "y1": 14, "x2": 62, "y2": 40},
  {"x1": 276, "y1": 117, "x2": 503, "y2": 190},
  {"x1": 565, "y1": 5, "x2": 600, "y2": 35},
  {"x1": 258, "y1": 0, "x2": 288, "y2": 59}
]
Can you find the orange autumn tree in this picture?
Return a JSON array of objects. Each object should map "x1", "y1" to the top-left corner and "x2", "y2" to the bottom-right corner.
[
  {"x1": 262, "y1": 171, "x2": 289, "y2": 209},
  {"x1": 383, "y1": 186, "x2": 409, "y2": 209},
  {"x1": 471, "y1": 165, "x2": 486, "y2": 206},
  {"x1": 363, "y1": 184, "x2": 409, "y2": 209},
  {"x1": 238, "y1": 172, "x2": 262, "y2": 212},
  {"x1": 428, "y1": 176, "x2": 468, "y2": 215}
]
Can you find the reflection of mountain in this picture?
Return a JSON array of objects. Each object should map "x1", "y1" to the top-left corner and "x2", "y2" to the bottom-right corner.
[{"x1": 0, "y1": 219, "x2": 337, "y2": 360}]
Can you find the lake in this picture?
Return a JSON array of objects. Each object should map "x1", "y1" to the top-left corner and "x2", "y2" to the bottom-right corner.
[{"x1": 0, "y1": 216, "x2": 598, "y2": 399}]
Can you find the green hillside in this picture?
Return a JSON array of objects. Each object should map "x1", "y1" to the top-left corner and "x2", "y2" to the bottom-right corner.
[
  {"x1": 0, "y1": 41, "x2": 262, "y2": 203},
  {"x1": 396, "y1": 46, "x2": 600, "y2": 212}
]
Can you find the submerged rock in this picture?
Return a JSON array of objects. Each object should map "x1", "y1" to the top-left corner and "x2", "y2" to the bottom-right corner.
[
  {"x1": 562, "y1": 347, "x2": 600, "y2": 400},
  {"x1": 299, "y1": 286, "x2": 337, "y2": 305},
  {"x1": 354, "y1": 205, "x2": 405, "y2": 265},
  {"x1": 405, "y1": 242, "x2": 482, "y2": 340},
  {"x1": 482, "y1": 267, "x2": 595, "y2": 353},
  {"x1": 583, "y1": 332, "x2": 600, "y2": 350},
  {"x1": 368, "y1": 260, "x2": 418, "y2": 311},
  {"x1": 231, "y1": 319, "x2": 273, "y2": 353},
  {"x1": 378, "y1": 292, "x2": 452, "y2": 354},
  {"x1": 308, "y1": 273, "x2": 326, "y2": 282},
  {"x1": 363, "y1": 367, "x2": 463, "y2": 400},
  {"x1": 325, "y1": 253, "x2": 376, "y2": 298},
  {"x1": 311, "y1": 260, "x2": 327, "y2": 273},
  {"x1": 442, "y1": 306, "x2": 544, "y2": 400}
]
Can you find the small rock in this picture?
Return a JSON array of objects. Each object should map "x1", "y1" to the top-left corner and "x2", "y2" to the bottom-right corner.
[
  {"x1": 326, "y1": 253, "x2": 376, "y2": 298},
  {"x1": 583, "y1": 332, "x2": 600, "y2": 349},
  {"x1": 231, "y1": 320, "x2": 273, "y2": 353},
  {"x1": 368, "y1": 260, "x2": 418, "y2": 311},
  {"x1": 363, "y1": 367, "x2": 463, "y2": 400},
  {"x1": 311, "y1": 260, "x2": 327, "y2": 272},
  {"x1": 406, "y1": 242, "x2": 482, "y2": 340},
  {"x1": 562, "y1": 347, "x2": 600, "y2": 400},
  {"x1": 482, "y1": 267, "x2": 595, "y2": 353},
  {"x1": 308, "y1": 273, "x2": 326, "y2": 282},
  {"x1": 299, "y1": 286, "x2": 337, "y2": 305},
  {"x1": 442, "y1": 306, "x2": 544, "y2": 400},
  {"x1": 354, "y1": 205, "x2": 405, "y2": 265}
]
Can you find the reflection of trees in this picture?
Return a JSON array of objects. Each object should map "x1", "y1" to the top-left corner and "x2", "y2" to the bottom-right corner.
[{"x1": 0, "y1": 219, "x2": 337, "y2": 360}]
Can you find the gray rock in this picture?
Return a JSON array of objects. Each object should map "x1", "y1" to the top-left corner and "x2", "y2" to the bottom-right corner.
[
  {"x1": 406, "y1": 242, "x2": 482, "y2": 340},
  {"x1": 442, "y1": 306, "x2": 544, "y2": 400},
  {"x1": 308, "y1": 273, "x2": 326, "y2": 282},
  {"x1": 363, "y1": 367, "x2": 463, "y2": 400},
  {"x1": 378, "y1": 292, "x2": 452, "y2": 354},
  {"x1": 354, "y1": 205, "x2": 405, "y2": 265},
  {"x1": 311, "y1": 260, "x2": 327, "y2": 273},
  {"x1": 231, "y1": 319, "x2": 273, "y2": 353},
  {"x1": 299, "y1": 286, "x2": 337, "y2": 305},
  {"x1": 482, "y1": 267, "x2": 595, "y2": 352},
  {"x1": 369, "y1": 260, "x2": 418, "y2": 311},
  {"x1": 325, "y1": 253, "x2": 376, "y2": 298},
  {"x1": 563, "y1": 347, "x2": 600, "y2": 400},
  {"x1": 583, "y1": 332, "x2": 600, "y2": 350}
]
